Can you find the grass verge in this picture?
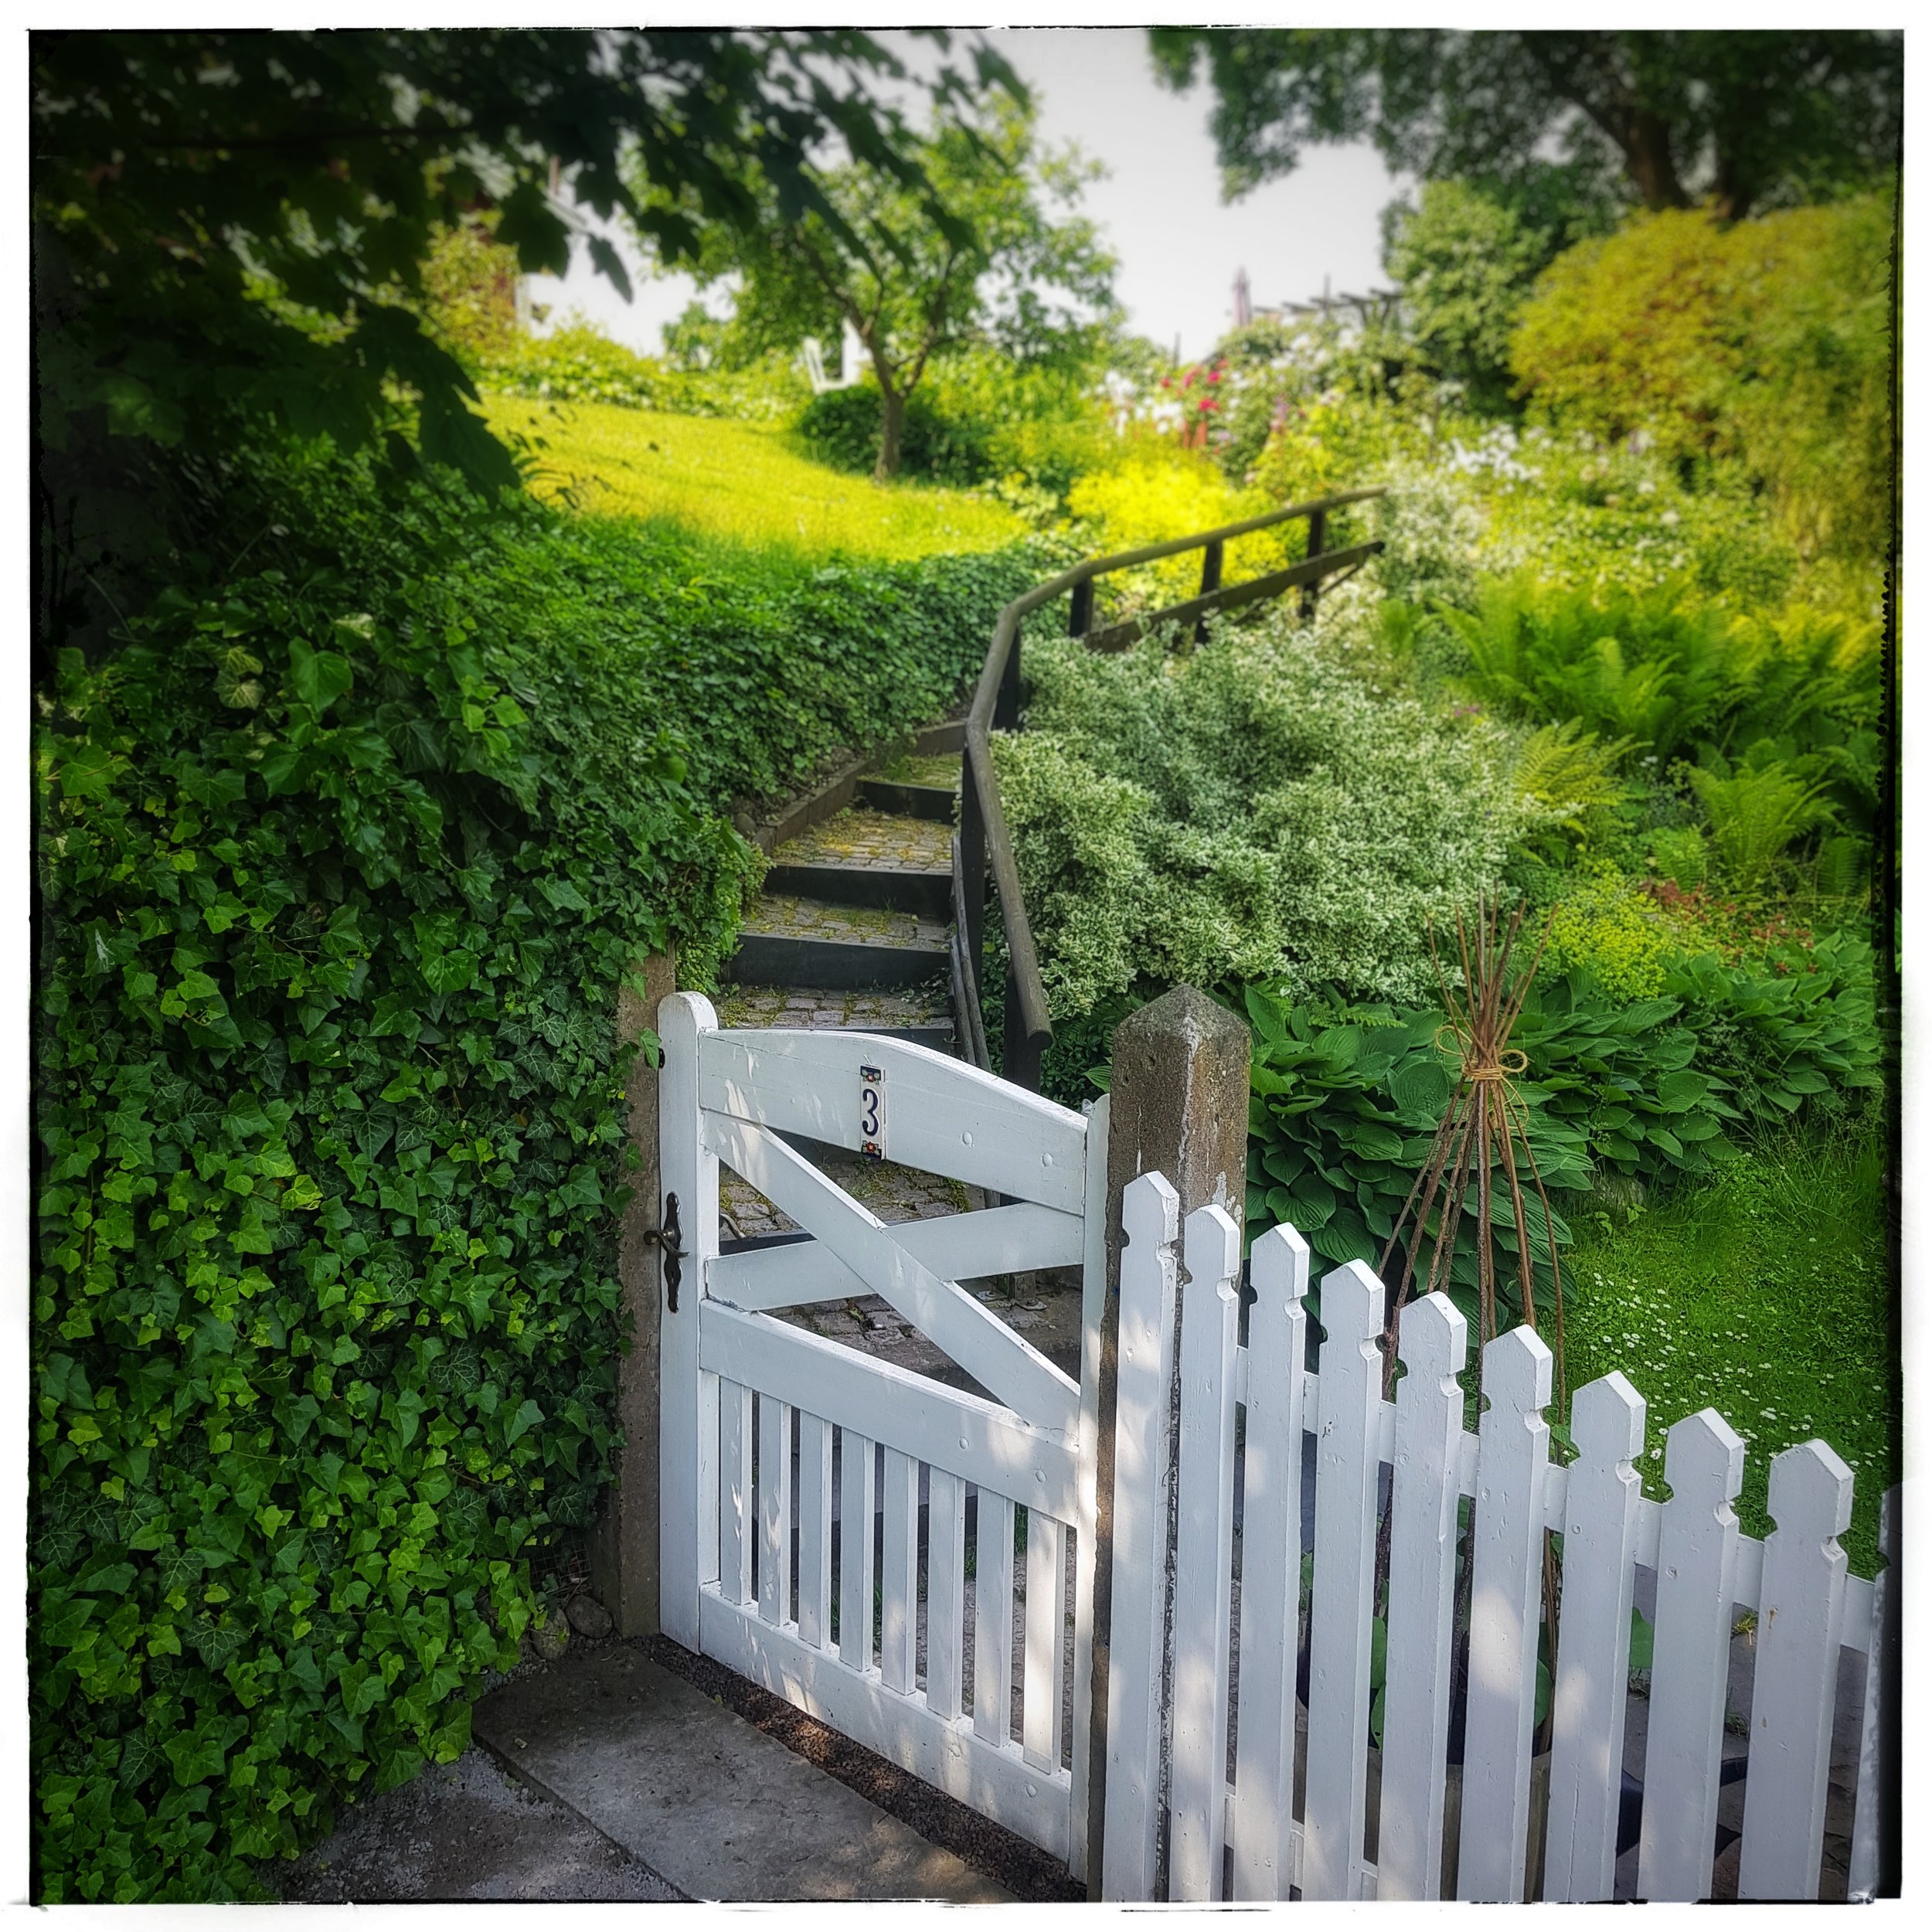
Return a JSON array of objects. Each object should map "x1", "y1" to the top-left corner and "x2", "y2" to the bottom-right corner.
[
  {"x1": 483, "y1": 395, "x2": 1024, "y2": 562},
  {"x1": 1560, "y1": 1117, "x2": 1895, "y2": 1575}
]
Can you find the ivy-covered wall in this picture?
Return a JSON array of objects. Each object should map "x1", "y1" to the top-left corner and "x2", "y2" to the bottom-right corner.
[{"x1": 32, "y1": 448, "x2": 1035, "y2": 1901}]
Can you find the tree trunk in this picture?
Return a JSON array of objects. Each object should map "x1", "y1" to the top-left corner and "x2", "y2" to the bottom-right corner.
[
  {"x1": 1623, "y1": 106, "x2": 1690, "y2": 211},
  {"x1": 873, "y1": 384, "x2": 905, "y2": 483}
]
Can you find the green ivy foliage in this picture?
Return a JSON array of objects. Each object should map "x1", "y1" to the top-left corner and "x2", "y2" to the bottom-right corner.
[{"x1": 31, "y1": 448, "x2": 1033, "y2": 1902}]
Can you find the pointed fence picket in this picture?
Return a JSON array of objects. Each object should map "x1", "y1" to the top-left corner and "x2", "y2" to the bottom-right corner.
[
  {"x1": 1458, "y1": 1326, "x2": 1553, "y2": 1902},
  {"x1": 1101, "y1": 1170, "x2": 1891, "y2": 1905},
  {"x1": 1376, "y1": 1291, "x2": 1467, "y2": 1901},
  {"x1": 1227, "y1": 1223, "x2": 1309, "y2": 1902},
  {"x1": 1167, "y1": 1205, "x2": 1241, "y2": 1900}
]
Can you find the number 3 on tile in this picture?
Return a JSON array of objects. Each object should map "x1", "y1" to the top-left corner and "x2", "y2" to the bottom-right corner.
[{"x1": 859, "y1": 1063, "x2": 885, "y2": 1161}]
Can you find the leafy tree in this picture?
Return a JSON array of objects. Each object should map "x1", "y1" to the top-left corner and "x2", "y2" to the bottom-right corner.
[
  {"x1": 32, "y1": 27, "x2": 1013, "y2": 658},
  {"x1": 645, "y1": 98, "x2": 1120, "y2": 479},
  {"x1": 1510, "y1": 197, "x2": 1896, "y2": 565},
  {"x1": 1150, "y1": 29, "x2": 1902, "y2": 222},
  {"x1": 1382, "y1": 163, "x2": 1618, "y2": 413}
]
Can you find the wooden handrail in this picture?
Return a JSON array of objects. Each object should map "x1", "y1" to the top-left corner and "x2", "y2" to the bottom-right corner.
[{"x1": 954, "y1": 487, "x2": 1389, "y2": 1088}]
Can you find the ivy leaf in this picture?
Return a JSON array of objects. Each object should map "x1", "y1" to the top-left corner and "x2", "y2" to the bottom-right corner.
[
  {"x1": 289, "y1": 639, "x2": 355, "y2": 713},
  {"x1": 504, "y1": 1399, "x2": 543, "y2": 1446},
  {"x1": 164, "y1": 1728, "x2": 229, "y2": 1787},
  {"x1": 55, "y1": 742, "x2": 124, "y2": 801},
  {"x1": 41, "y1": 1595, "x2": 100, "y2": 1649},
  {"x1": 159, "y1": 1548, "x2": 206, "y2": 1597},
  {"x1": 191, "y1": 1616, "x2": 246, "y2": 1672},
  {"x1": 118, "y1": 1727, "x2": 169, "y2": 1791}
]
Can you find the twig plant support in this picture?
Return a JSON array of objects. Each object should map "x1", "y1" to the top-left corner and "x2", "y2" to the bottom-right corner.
[
  {"x1": 1372, "y1": 896, "x2": 1570, "y2": 1760},
  {"x1": 1376, "y1": 895, "x2": 1568, "y2": 1409}
]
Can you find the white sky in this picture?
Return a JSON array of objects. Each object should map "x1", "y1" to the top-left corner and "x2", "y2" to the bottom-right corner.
[{"x1": 526, "y1": 26, "x2": 1406, "y2": 365}]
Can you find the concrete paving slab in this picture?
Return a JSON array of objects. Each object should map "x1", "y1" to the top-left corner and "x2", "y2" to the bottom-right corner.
[
  {"x1": 474, "y1": 1642, "x2": 1013, "y2": 1903},
  {"x1": 277, "y1": 1747, "x2": 682, "y2": 1903}
]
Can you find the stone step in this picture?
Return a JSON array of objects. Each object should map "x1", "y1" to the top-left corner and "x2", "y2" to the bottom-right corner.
[
  {"x1": 715, "y1": 983, "x2": 955, "y2": 1054},
  {"x1": 764, "y1": 806, "x2": 952, "y2": 921},
  {"x1": 855, "y1": 776, "x2": 957, "y2": 822},
  {"x1": 869, "y1": 751, "x2": 962, "y2": 793},
  {"x1": 730, "y1": 893, "x2": 950, "y2": 991}
]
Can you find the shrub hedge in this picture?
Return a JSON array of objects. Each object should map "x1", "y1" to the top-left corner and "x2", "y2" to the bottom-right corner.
[
  {"x1": 32, "y1": 447, "x2": 1035, "y2": 1901},
  {"x1": 995, "y1": 607, "x2": 1527, "y2": 1020}
]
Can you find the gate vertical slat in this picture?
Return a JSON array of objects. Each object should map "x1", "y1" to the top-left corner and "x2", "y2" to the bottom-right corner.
[
  {"x1": 1302, "y1": 1260, "x2": 1385, "y2": 1902},
  {"x1": 1069, "y1": 1093, "x2": 1111, "y2": 1883},
  {"x1": 1023, "y1": 1513, "x2": 1066, "y2": 1770},
  {"x1": 798, "y1": 1413, "x2": 834, "y2": 1649},
  {"x1": 1737, "y1": 1441, "x2": 1855, "y2": 1900},
  {"x1": 975, "y1": 1492, "x2": 1017, "y2": 1743},
  {"x1": 721, "y1": 1379, "x2": 754, "y2": 1607},
  {"x1": 1457, "y1": 1326, "x2": 1553, "y2": 1902},
  {"x1": 1377, "y1": 1293, "x2": 1469, "y2": 1901},
  {"x1": 658, "y1": 992, "x2": 720, "y2": 1648},
  {"x1": 838, "y1": 1430, "x2": 876, "y2": 1672},
  {"x1": 1846, "y1": 1487, "x2": 1894, "y2": 1901},
  {"x1": 882, "y1": 1447, "x2": 920, "y2": 1693},
  {"x1": 1168, "y1": 1205, "x2": 1241, "y2": 1900},
  {"x1": 1230, "y1": 1223, "x2": 1310, "y2": 1901},
  {"x1": 1100, "y1": 1172, "x2": 1181, "y2": 1900},
  {"x1": 1638, "y1": 1409, "x2": 1745, "y2": 1902},
  {"x1": 928, "y1": 1471, "x2": 968, "y2": 1719},
  {"x1": 757, "y1": 1394, "x2": 791, "y2": 1626},
  {"x1": 1543, "y1": 1371, "x2": 1646, "y2": 1901}
]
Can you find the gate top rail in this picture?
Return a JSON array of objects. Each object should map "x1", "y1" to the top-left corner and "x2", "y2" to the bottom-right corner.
[{"x1": 959, "y1": 485, "x2": 1389, "y2": 1085}]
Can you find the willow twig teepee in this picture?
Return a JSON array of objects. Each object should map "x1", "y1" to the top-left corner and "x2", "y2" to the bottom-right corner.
[{"x1": 1376, "y1": 892, "x2": 1567, "y2": 1406}]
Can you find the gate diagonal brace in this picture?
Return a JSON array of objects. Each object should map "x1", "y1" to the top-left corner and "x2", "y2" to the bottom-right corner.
[{"x1": 701, "y1": 1110, "x2": 1079, "y2": 1437}]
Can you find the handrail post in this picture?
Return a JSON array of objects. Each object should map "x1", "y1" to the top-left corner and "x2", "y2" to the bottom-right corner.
[
  {"x1": 1300, "y1": 508, "x2": 1328, "y2": 621},
  {"x1": 995, "y1": 628, "x2": 1022, "y2": 730},
  {"x1": 1070, "y1": 575, "x2": 1094, "y2": 641},
  {"x1": 1003, "y1": 957, "x2": 1043, "y2": 1092},
  {"x1": 1195, "y1": 539, "x2": 1223, "y2": 645}
]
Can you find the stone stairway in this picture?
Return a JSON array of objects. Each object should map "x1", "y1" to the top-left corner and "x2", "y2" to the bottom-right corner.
[
  {"x1": 714, "y1": 736, "x2": 1083, "y2": 1385},
  {"x1": 719, "y1": 750, "x2": 961, "y2": 1060}
]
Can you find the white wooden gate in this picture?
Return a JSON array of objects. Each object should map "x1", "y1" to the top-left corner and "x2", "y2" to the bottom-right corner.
[
  {"x1": 658, "y1": 992, "x2": 1110, "y2": 1871},
  {"x1": 1101, "y1": 1172, "x2": 1893, "y2": 1904}
]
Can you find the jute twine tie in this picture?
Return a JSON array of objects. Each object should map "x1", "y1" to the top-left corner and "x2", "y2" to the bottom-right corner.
[{"x1": 1434, "y1": 1025, "x2": 1527, "y2": 1087}]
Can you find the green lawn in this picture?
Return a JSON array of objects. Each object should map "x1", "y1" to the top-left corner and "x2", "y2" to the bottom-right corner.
[
  {"x1": 484, "y1": 394, "x2": 1024, "y2": 562},
  {"x1": 1559, "y1": 1120, "x2": 1896, "y2": 1576}
]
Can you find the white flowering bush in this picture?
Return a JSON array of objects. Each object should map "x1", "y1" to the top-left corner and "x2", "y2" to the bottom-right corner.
[{"x1": 996, "y1": 605, "x2": 1529, "y2": 1018}]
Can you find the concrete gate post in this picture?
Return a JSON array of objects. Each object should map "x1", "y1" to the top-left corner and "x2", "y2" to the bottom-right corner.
[
  {"x1": 1083, "y1": 985, "x2": 1250, "y2": 1886},
  {"x1": 590, "y1": 949, "x2": 679, "y2": 1637}
]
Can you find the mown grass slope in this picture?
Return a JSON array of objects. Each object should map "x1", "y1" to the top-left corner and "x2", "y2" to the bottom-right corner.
[{"x1": 484, "y1": 395, "x2": 1025, "y2": 562}]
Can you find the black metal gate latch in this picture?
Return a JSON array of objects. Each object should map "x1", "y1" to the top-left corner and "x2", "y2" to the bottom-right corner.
[{"x1": 656, "y1": 1192, "x2": 686, "y2": 1313}]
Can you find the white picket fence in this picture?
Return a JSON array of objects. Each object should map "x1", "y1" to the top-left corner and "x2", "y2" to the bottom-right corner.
[{"x1": 1101, "y1": 1172, "x2": 1890, "y2": 1903}]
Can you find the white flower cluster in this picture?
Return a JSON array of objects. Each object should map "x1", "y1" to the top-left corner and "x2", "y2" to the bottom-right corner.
[{"x1": 1443, "y1": 423, "x2": 1542, "y2": 484}]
